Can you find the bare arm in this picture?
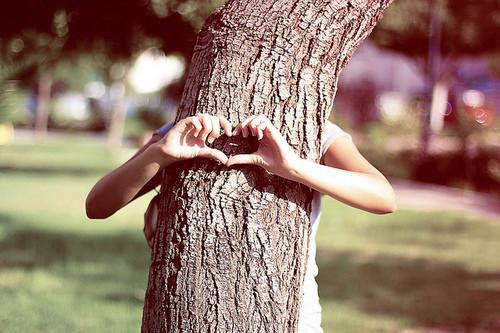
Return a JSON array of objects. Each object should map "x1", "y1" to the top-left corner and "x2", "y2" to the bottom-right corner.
[
  {"x1": 124, "y1": 134, "x2": 167, "y2": 203},
  {"x1": 85, "y1": 135, "x2": 170, "y2": 219},
  {"x1": 85, "y1": 114, "x2": 233, "y2": 219},
  {"x1": 228, "y1": 115, "x2": 396, "y2": 215},
  {"x1": 288, "y1": 137, "x2": 396, "y2": 214}
]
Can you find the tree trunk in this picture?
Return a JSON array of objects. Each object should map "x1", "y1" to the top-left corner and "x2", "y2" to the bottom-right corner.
[
  {"x1": 107, "y1": 78, "x2": 128, "y2": 150},
  {"x1": 34, "y1": 66, "x2": 53, "y2": 142},
  {"x1": 142, "y1": 0, "x2": 393, "y2": 332},
  {"x1": 419, "y1": 0, "x2": 444, "y2": 157}
]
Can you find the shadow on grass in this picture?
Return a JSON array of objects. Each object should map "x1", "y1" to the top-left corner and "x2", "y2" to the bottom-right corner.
[
  {"x1": 2, "y1": 225, "x2": 500, "y2": 330},
  {"x1": 0, "y1": 212, "x2": 16, "y2": 226},
  {"x1": 0, "y1": 227, "x2": 148, "y2": 267},
  {"x1": 0, "y1": 226, "x2": 151, "y2": 305},
  {"x1": 317, "y1": 249, "x2": 500, "y2": 331}
]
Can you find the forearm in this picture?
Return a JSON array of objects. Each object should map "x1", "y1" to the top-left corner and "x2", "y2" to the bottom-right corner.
[
  {"x1": 86, "y1": 144, "x2": 171, "y2": 219},
  {"x1": 285, "y1": 158, "x2": 396, "y2": 214}
]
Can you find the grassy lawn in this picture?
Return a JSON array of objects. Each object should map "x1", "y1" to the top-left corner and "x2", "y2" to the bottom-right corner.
[{"x1": 1, "y1": 138, "x2": 499, "y2": 332}]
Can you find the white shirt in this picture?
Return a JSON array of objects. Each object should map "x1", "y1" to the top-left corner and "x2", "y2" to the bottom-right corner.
[
  {"x1": 297, "y1": 121, "x2": 352, "y2": 333},
  {"x1": 154, "y1": 120, "x2": 352, "y2": 332}
]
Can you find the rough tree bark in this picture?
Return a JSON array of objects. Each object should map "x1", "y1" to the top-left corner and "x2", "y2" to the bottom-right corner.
[{"x1": 142, "y1": 0, "x2": 393, "y2": 332}]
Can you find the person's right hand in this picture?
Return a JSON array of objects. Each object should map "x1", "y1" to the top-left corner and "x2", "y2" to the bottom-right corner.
[{"x1": 152, "y1": 113, "x2": 232, "y2": 166}]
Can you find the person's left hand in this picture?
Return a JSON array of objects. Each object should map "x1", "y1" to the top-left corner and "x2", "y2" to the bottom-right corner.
[{"x1": 227, "y1": 114, "x2": 300, "y2": 179}]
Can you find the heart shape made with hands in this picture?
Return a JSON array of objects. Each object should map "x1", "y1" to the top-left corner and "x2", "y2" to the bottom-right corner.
[
  {"x1": 143, "y1": 133, "x2": 261, "y2": 250},
  {"x1": 209, "y1": 132, "x2": 260, "y2": 160}
]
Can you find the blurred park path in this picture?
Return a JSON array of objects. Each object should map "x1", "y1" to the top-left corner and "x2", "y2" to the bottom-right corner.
[{"x1": 392, "y1": 178, "x2": 500, "y2": 220}]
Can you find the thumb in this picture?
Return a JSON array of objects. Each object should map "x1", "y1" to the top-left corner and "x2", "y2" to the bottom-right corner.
[
  {"x1": 198, "y1": 147, "x2": 228, "y2": 164},
  {"x1": 226, "y1": 154, "x2": 262, "y2": 167}
]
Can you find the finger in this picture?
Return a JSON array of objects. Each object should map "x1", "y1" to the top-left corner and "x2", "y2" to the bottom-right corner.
[
  {"x1": 226, "y1": 154, "x2": 262, "y2": 167},
  {"x1": 186, "y1": 116, "x2": 203, "y2": 138},
  {"x1": 173, "y1": 118, "x2": 191, "y2": 143},
  {"x1": 241, "y1": 114, "x2": 258, "y2": 127},
  {"x1": 240, "y1": 119, "x2": 252, "y2": 138},
  {"x1": 241, "y1": 125, "x2": 249, "y2": 138},
  {"x1": 208, "y1": 115, "x2": 221, "y2": 144},
  {"x1": 250, "y1": 116, "x2": 266, "y2": 138},
  {"x1": 198, "y1": 147, "x2": 228, "y2": 164},
  {"x1": 240, "y1": 115, "x2": 256, "y2": 138},
  {"x1": 179, "y1": 122, "x2": 194, "y2": 142},
  {"x1": 218, "y1": 114, "x2": 232, "y2": 136},
  {"x1": 257, "y1": 121, "x2": 267, "y2": 140},
  {"x1": 183, "y1": 123, "x2": 199, "y2": 141},
  {"x1": 232, "y1": 123, "x2": 242, "y2": 136},
  {"x1": 199, "y1": 113, "x2": 213, "y2": 144}
]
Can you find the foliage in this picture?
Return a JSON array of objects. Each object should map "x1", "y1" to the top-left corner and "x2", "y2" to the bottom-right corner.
[
  {"x1": 154, "y1": 0, "x2": 227, "y2": 29},
  {"x1": 371, "y1": 0, "x2": 500, "y2": 58},
  {"x1": 0, "y1": 1, "x2": 199, "y2": 102},
  {"x1": 360, "y1": 142, "x2": 500, "y2": 197},
  {"x1": 1, "y1": 1, "x2": 197, "y2": 59},
  {"x1": 0, "y1": 81, "x2": 26, "y2": 123},
  {"x1": 51, "y1": 53, "x2": 108, "y2": 91}
]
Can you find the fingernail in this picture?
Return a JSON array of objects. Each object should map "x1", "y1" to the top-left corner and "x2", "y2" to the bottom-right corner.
[{"x1": 208, "y1": 137, "x2": 214, "y2": 144}]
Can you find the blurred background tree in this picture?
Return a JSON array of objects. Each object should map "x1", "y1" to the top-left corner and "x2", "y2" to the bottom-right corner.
[
  {"x1": 0, "y1": 0, "x2": 200, "y2": 145},
  {"x1": 371, "y1": 0, "x2": 500, "y2": 155}
]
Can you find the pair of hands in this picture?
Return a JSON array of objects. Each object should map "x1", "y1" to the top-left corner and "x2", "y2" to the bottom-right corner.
[{"x1": 152, "y1": 113, "x2": 300, "y2": 179}]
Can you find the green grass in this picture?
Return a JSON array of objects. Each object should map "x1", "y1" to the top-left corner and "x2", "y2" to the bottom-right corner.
[
  {"x1": 317, "y1": 203, "x2": 500, "y2": 332},
  {"x1": 1, "y1": 138, "x2": 499, "y2": 332}
]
